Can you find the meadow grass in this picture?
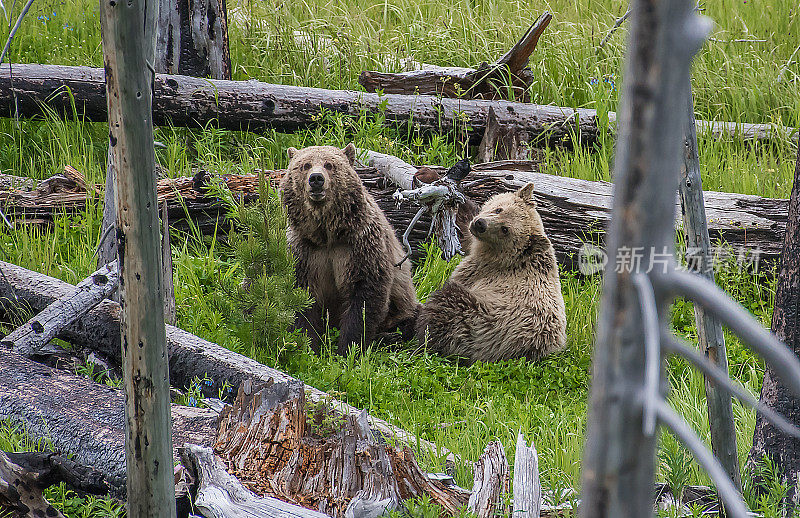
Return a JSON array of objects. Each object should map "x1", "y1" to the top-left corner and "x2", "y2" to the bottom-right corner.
[{"x1": 0, "y1": 0, "x2": 797, "y2": 511}]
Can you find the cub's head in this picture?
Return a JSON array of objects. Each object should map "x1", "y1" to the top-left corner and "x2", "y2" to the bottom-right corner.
[
  {"x1": 469, "y1": 183, "x2": 546, "y2": 251},
  {"x1": 284, "y1": 143, "x2": 360, "y2": 207}
]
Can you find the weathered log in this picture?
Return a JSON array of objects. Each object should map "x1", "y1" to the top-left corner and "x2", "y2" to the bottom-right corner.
[
  {"x1": 2, "y1": 63, "x2": 795, "y2": 145},
  {"x1": 0, "y1": 260, "x2": 457, "y2": 466},
  {"x1": 0, "y1": 450, "x2": 111, "y2": 518},
  {"x1": 0, "y1": 347, "x2": 217, "y2": 497},
  {"x1": 180, "y1": 444, "x2": 333, "y2": 518},
  {"x1": 213, "y1": 378, "x2": 471, "y2": 517},
  {"x1": 0, "y1": 63, "x2": 596, "y2": 146},
  {"x1": 512, "y1": 433, "x2": 541, "y2": 518},
  {"x1": 374, "y1": 161, "x2": 785, "y2": 270},
  {"x1": 468, "y1": 441, "x2": 509, "y2": 518},
  {"x1": 1, "y1": 260, "x2": 118, "y2": 357},
  {"x1": 0, "y1": 451, "x2": 68, "y2": 517},
  {"x1": 156, "y1": 0, "x2": 232, "y2": 79},
  {"x1": 358, "y1": 13, "x2": 552, "y2": 101},
  {"x1": 0, "y1": 163, "x2": 786, "y2": 269},
  {"x1": 0, "y1": 172, "x2": 36, "y2": 191}
]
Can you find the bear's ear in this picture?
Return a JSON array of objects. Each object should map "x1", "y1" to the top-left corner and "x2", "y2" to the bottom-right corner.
[
  {"x1": 517, "y1": 182, "x2": 536, "y2": 204},
  {"x1": 342, "y1": 143, "x2": 357, "y2": 165},
  {"x1": 287, "y1": 147, "x2": 298, "y2": 161}
]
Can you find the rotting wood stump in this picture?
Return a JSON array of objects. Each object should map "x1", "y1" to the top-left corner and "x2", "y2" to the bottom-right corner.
[{"x1": 213, "y1": 379, "x2": 471, "y2": 518}]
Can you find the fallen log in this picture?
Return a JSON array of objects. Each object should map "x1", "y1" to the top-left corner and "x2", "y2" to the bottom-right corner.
[
  {"x1": 0, "y1": 347, "x2": 218, "y2": 497},
  {"x1": 1, "y1": 162, "x2": 786, "y2": 269},
  {"x1": 1, "y1": 260, "x2": 118, "y2": 357},
  {"x1": 366, "y1": 158, "x2": 786, "y2": 270},
  {"x1": 180, "y1": 444, "x2": 334, "y2": 518},
  {"x1": 3, "y1": 63, "x2": 795, "y2": 146},
  {"x1": 358, "y1": 13, "x2": 552, "y2": 101},
  {"x1": 213, "y1": 379, "x2": 471, "y2": 517},
  {"x1": 0, "y1": 261, "x2": 457, "y2": 466},
  {"x1": 0, "y1": 450, "x2": 108, "y2": 518}
]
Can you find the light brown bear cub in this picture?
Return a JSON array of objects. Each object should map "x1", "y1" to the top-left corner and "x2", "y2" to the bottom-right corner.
[
  {"x1": 416, "y1": 183, "x2": 566, "y2": 363},
  {"x1": 282, "y1": 143, "x2": 418, "y2": 354}
]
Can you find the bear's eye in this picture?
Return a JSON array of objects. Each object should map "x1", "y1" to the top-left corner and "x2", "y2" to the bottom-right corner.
[
  {"x1": 494, "y1": 208, "x2": 503, "y2": 214},
  {"x1": 302, "y1": 162, "x2": 311, "y2": 170},
  {"x1": 501, "y1": 225, "x2": 509, "y2": 234},
  {"x1": 324, "y1": 162, "x2": 333, "y2": 171}
]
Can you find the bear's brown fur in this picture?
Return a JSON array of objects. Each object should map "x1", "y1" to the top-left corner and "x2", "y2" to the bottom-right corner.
[
  {"x1": 416, "y1": 183, "x2": 566, "y2": 363},
  {"x1": 282, "y1": 143, "x2": 418, "y2": 354}
]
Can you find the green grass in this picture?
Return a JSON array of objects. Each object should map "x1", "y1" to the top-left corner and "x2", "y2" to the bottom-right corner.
[{"x1": 0, "y1": 0, "x2": 797, "y2": 512}]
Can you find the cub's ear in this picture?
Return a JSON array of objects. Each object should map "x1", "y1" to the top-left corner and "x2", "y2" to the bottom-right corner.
[
  {"x1": 287, "y1": 147, "x2": 298, "y2": 161},
  {"x1": 517, "y1": 182, "x2": 536, "y2": 204},
  {"x1": 342, "y1": 143, "x2": 357, "y2": 165}
]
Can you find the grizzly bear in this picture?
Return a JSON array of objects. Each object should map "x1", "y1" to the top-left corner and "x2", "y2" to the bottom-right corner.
[
  {"x1": 416, "y1": 183, "x2": 566, "y2": 363},
  {"x1": 281, "y1": 143, "x2": 418, "y2": 354}
]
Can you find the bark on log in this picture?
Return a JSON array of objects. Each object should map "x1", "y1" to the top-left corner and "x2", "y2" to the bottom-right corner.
[
  {"x1": 213, "y1": 379, "x2": 471, "y2": 518},
  {"x1": 512, "y1": 433, "x2": 541, "y2": 518},
  {"x1": 0, "y1": 260, "x2": 457, "y2": 466},
  {"x1": 1, "y1": 260, "x2": 119, "y2": 357},
  {"x1": 2, "y1": 63, "x2": 795, "y2": 145},
  {"x1": 0, "y1": 347, "x2": 218, "y2": 497},
  {"x1": 156, "y1": 0, "x2": 232, "y2": 79},
  {"x1": 468, "y1": 441, "x2": 509, "y2": 518},
  {"x1": 357, "y1": 13, "x2": 552, "y2": 102},
  {"x1": 180, "y1": 444, "x2": 334, "y2": 518},
  {"x1": 0, "y1": 451, "x2": 68, "y2": 517}
]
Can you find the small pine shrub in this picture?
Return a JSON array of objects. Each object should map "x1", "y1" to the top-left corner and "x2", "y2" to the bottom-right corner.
[{"x1": 209, "y1": 173, "x2": 311, "y2": 354}]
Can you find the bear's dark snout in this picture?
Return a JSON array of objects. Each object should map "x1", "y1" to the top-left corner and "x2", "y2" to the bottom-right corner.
[
  {"x1": 308, "y1": 172, "x2": 325, "y2": 192},
  {"x1": 471, "y1": 218, "x2": 487, "y2": 235}
]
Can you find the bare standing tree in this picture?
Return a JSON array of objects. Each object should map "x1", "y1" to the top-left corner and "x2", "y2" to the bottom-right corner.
[
  {"x1": 749, "y1": 144, "x2": 800, "y2": 502},
  {"x1": 99, "y1": 0, "x2": 176, "y2": 514}
]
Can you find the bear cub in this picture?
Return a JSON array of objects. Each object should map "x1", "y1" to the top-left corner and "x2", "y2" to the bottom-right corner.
[
  {"x1": 416, "y1": 183, "x2": 566, "y2": 363},
  {"x1": 281, "y1": 143, "x2": 418, "y2": 354}
]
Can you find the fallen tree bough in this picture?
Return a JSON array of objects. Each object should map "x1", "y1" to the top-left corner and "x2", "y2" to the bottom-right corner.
[{"x1": 2, "y1": 63, "x2": 796, "y2": 146}]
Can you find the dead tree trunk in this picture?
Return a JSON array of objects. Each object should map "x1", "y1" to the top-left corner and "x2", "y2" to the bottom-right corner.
[
  {"x1": 467, "y1": 442, "x2": 509, "y2": 518},
  {"x1": 179, "y1": 444, "x2": 335, "y2": 518},
  {"x1": 100, "y1": 0, "x2": 176, "y2": 512},
  {"x1": 156, "y1": 0, "x2": 232, "y2": 79},
  {"x1": 580, "y1": 0, "x2": 711, "y2": 515},
  {"x1": 679, "y1": 91, "x2": 741, "y2": 494},
  {"x1": 749, "y1": 143, "x2": 800, "y2": 498},
  {"x1": 0, "y1": 347, "x2": 217, "y2": 498}
]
